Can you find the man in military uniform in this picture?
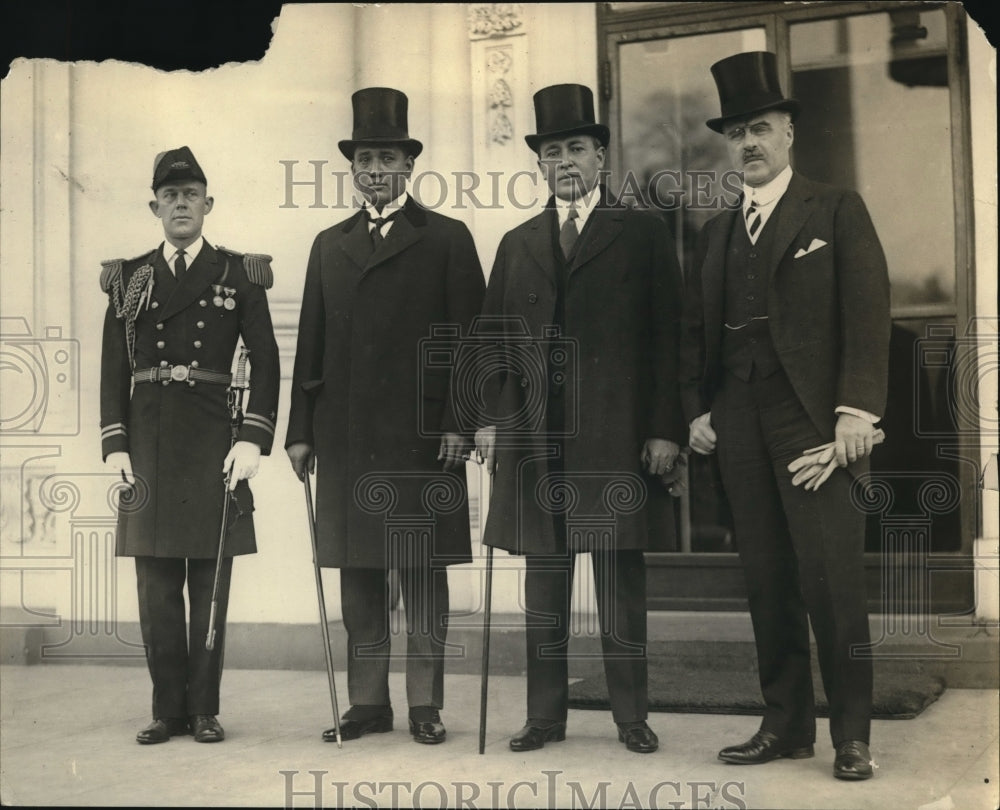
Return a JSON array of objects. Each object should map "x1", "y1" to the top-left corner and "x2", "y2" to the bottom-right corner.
[
  {"x1": 286, "y1": 88, "x2": 485, "y2": 745},
  {"x1": 100, "y1": 147, "x2": 280, "y2": 744}
]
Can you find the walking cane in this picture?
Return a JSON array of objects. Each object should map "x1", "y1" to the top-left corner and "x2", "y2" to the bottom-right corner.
[
  {"x1": 206, "y1": 347, "x2": 249, "y2": 651},
  {"x1": 478, "y1": 459, "x2": 494, "y2": 754},
  {"x1": 303, "y1": 471, "x2": 343, "y2": 748}
]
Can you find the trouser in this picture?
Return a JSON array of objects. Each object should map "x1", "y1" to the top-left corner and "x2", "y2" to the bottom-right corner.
[
  {"x1": 135, "y1": 556, "x2": 233, "y2": 719},
  {"x1": 524, "y1": 549, "x2": 648, "y2": 724},
  {"x1": 713, "y1": 367, "x2": 873, "y2": 746},
  {"x1": 340, "y1": 565, "x2": 450, "y2": 709}
]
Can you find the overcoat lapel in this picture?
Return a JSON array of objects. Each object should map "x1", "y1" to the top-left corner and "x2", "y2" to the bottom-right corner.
[
  {"x1": 522, "y1": 207, "x2": 558, "y2": 291},
  {"x1": 360, "y1": 197, "x2": 427, "y2": 277},
  {"x1": 338, "y1": 211, "x2": 374, "y2": 272},
  {"x1": 158, "y1": 242, "x2": 221, "y2": 323},
  {"x1": 570, "y1": 205, "x2": 625, "y2": 275}
]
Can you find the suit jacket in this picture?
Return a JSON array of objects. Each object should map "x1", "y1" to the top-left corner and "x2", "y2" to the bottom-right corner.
[
  {"x1": 480, "y1": 189, "x2": 685, "y2": 555},
  {"x1": 99, "y1": 240, "x2": 280, "y2": 558},
  {"x1": 680, "y1": 172, "x2": 891, "y2": 443},
  {"x1": 286, "y1": 196, "x2": 485, "y2": 569}
]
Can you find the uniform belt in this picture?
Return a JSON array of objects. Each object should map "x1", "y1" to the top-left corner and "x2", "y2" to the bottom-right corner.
[{"x1": 133, "y1": 365, "x2": 232, "y2": 386}]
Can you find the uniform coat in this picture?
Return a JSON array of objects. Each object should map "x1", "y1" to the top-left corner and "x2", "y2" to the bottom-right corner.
[
  {"x1": 679, "y1": 172, "x2": 891, "y2": 746},
  {"x1": 100, "y1": 241, "x2": 280, "y2": 558},
  {"x1": 285, "y1": 197, "x2": 485, "y2": 569},
  {"x1": 481, "y1": 190, "x2": 685, "y2": 556}
]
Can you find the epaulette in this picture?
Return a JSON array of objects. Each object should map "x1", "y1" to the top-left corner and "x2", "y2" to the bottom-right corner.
[
  {"x1": 100, "y1": 250, "x2": 157, "y2": 293},
  {"x1": 99, "y1": 259, "x2": 124, "y2": 293},
  {"x1": 217, "y1": 245, "x2": 274, "y2": 289}
]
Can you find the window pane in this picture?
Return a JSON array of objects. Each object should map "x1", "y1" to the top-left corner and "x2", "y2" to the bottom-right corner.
[
  {"x1": 790, "y1": 9, "x2": 954, "y2": 310},
  {"x1": 617, "y1": 28, "x2": 766, "y2": 274}
]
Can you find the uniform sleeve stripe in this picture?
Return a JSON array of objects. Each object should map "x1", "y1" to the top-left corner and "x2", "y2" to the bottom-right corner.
[
  {"x1": 101, "y1": 423, "x2": 128, "y2": 437},
  {"x1": 242, "y1": 414, "x2": 276, "y2": 434}
]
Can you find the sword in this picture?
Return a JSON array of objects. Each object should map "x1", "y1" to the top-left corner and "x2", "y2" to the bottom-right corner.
[
  {"x1": 206, "y1": 346, "x2": 250, "y2": 651},
  {"x1": 477, "y1": 457, "x2": 494, "y2": 755}
]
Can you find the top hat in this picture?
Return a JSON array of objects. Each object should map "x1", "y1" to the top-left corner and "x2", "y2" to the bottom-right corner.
[
  {"x1": 338, "y1": 87, "x2": 424, "y2": 161},
  {"x1": 151, "y1": 146, "x2": 207, "y2": 191},
  {"x1": 706, "y1": 51, "x2": 800, "y2": 133},
  {"x1": 525, "y1": 84, "x2": 610, "y2": 154}
]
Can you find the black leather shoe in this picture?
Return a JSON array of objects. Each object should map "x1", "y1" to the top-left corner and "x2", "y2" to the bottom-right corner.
[
  {"x1": 834, "y1": 740, "x2": 874, "y2": 780},
  {"x1": 191, "y1": 715, "x2": 225, "y2": 743},
  {"x1": 509, "y1": 722, "x2": 566, "y2": 752},
  {"x1": 136, "y1": 717, "x2": 189, "y2": 744},
  {"x1": 617, "y1": 722, "x2": 659, "y2": 754},
  {"x1": 409, "y1": 711, "x2": 446, "y2": 745},
  {"x1": 325, "y1": 713, "x2": 393, "y2": 742},
  {"x1": 718, "y1": 730, "x2": 814, "y2": 764}
]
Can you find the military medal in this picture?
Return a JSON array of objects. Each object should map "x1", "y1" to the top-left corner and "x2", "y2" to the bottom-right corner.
[
  {"x1": 223, "y1": 287, "x2": 237, "y2": 310},
  {"x1": 211, "y1": 284, "x2": 225, "y2": 307}
]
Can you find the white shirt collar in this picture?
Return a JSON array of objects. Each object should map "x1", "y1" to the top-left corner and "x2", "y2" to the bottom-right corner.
[
  {"x1": 743, "y1": 165, "x2": 793, "y2": 210},
  {"x1": 363, "y1": 190, "x2": 409, "y2": 219},
  {"x1": 554, "y1": 183, "x2": 601, "y2": 230},
  {"x1": 163, "y1": 235, "x2": 204, "y2": 264}
]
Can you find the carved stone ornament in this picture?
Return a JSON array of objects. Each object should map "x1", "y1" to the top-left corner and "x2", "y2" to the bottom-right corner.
[{"x1": 468, "y1": 3, "x2": 524, "y2": 39}]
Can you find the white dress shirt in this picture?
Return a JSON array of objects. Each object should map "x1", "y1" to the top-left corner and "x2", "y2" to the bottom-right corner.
[
  {"x1": 363, "y1": 190, "x2": 409, "y2": 239},
  {"x1": 162, "y1": 236, "x2": 204, "y2": 277}
]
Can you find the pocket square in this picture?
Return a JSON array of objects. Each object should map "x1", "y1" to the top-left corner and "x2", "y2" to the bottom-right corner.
[{"x1": 794, "y1": 238, "x2": 828, "y2": 259}]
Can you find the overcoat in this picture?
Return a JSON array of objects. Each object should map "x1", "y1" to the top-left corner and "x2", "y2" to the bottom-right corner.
[
  {"x1": 285, "y1": 197, "x2": 486, "y2": 569},
  {"x1": 480, "y1": 190, "x2": 685, "y2": 555},
  {"x1": 100, "y1": 241, "x2": 280, "y2": 558},
  {"x1": 679, "y1": 172, "x2": 891, "y2": 463}
]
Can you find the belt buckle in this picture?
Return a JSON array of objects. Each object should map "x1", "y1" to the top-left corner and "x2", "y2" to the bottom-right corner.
[{"x1": 170, "y1": 365, "x2": 190, "y2": 382}]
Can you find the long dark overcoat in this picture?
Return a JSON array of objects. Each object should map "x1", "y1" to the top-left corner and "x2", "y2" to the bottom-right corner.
[
  {"x1": 100, "y1": 241, "x2": 280, "y2": 558},
  {"x1": 480, "y1": 190, "x2": 685, "y2": 555},
  {"x1": 286, "y1": 197, "x2": 486, "y2": 569}
]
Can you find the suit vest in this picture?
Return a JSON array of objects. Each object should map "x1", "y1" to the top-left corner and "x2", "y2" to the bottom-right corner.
[{"x1": 721, "y1": 200, "x2": 784, "y2": 381}]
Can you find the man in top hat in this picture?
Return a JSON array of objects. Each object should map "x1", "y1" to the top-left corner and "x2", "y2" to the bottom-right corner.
[
  {"x1": 474, "y1": 84, "x2": 685, "y2": 754},
  {"x1": 100, "y1": 146, "x2": 280, "y2": 744},
  {"x1": 286, "y1": 87, "x2": 485, "y2": 744},
  {"x1": 680, "y1": 52, "x2": 890, "y2": 779}
]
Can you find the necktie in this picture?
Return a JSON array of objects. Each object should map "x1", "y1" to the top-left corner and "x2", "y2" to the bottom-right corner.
[
  {"x1": 745, "y1": 199, "x2": 762, "y2": 243},
  {"x1": 559, "y1": 206, "x2": 580, "y2": 259},
  {"x1": 174, "y1": 249, "x2": 187, "y2": 279},
  {"x1": 370, "y1": 210, "x2": 399, "y2": 247}
]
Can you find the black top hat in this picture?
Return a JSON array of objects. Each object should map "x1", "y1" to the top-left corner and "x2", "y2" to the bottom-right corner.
[
  {"x1": 338, "y1": 87, "x2": 424, "y2": 161},
  {"x1": 706, "y1": 51, "x2": 800, "y2": 133},
  {"x1": 151, "y1": 146, "x2": 207, "y2": 191},
  {"x1": 525, "y1": 84, "x2": 610, "y2": 154}
]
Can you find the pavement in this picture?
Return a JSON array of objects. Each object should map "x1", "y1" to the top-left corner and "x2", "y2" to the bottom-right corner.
[{"x1": 1, "y1": 664, "x2": 997, "y2": 809}]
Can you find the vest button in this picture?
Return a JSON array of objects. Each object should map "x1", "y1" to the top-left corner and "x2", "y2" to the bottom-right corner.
[
  {"x1": 151, "y1": 301, "x2": 159, "y2": 309},
  {"x1": 747, "y1": 294, "x2": 755, "y2": 301},
  {"x1": 156, "y1": 340, "x2": 165, "y2": 349},
  {"x1": 197, "y1": 321, "x2": 205, "y2": 329},
  {"x1": 156, "y1": 323, "x2": 164, "y2": 331},
  {"x1": 199, "y1": 300, "x2": 208, "y2": 307},
  {"x1": 747, "y1": 274, "x2": 756, "y2": 280},
  {"x1": 750, "y1": 252, "x2": 758, "y2": 259},
  {"x1": 193, "y1": 340, "x2": 202, "y2": 349},
  {"x1": 528, "y1": 293, "x2": 538, "y2": 304},
  {"x1": 160, "y1": 360, "x2": 169, "y2": 368}
]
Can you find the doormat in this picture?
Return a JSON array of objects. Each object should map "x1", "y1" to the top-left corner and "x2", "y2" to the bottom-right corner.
[{"x1": 567, "y1": 662, "x2": 945, "y2": 719}]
